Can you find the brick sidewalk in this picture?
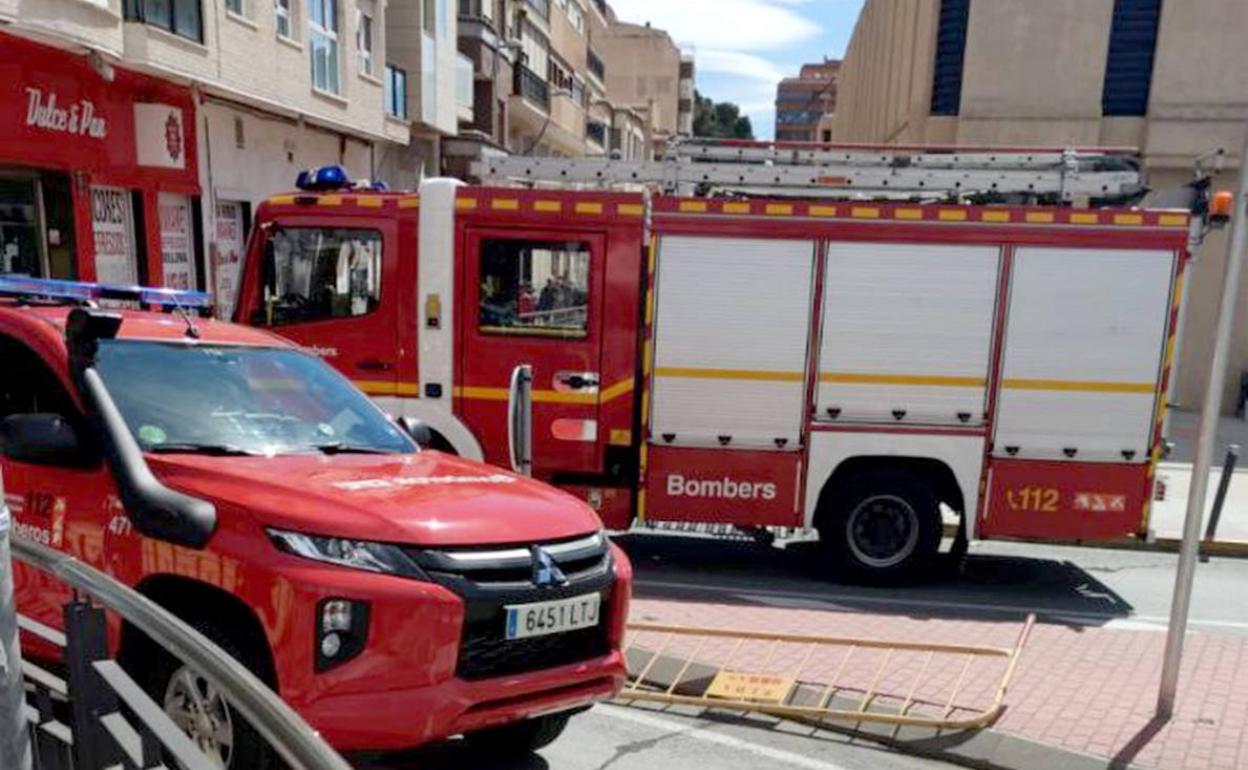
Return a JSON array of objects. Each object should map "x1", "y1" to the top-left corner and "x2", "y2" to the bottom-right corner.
[{"x1": 630, "y1": 598, "x2": 1248, "y2": 770}]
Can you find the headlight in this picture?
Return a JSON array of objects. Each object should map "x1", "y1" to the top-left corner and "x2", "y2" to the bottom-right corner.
[{"x1": 268, "y1": 529, "x2": 427, "y2": 579}]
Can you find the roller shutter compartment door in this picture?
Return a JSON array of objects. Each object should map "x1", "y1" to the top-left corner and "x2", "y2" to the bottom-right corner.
[{"x1": 649, "y1": 236, "x2": 817, "y2": 450}]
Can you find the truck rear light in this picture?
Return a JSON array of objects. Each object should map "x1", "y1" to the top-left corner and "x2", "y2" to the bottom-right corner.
[{"x1": 316, "y1": 598, "x2": 369, "y2": 672}]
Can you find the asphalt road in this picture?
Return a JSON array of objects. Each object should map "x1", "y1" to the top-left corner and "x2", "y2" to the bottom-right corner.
[
  {"x1": 363, "y1": 533, "x2": 1248, "y2": 769},
  {"x1": 361, "y1": 703, "x2": 963, "y2": 770}
]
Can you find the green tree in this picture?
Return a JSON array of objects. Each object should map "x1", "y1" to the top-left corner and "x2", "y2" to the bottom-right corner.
[{"x1": 693, "y1": 90, "x2": 755, "y2": 140}]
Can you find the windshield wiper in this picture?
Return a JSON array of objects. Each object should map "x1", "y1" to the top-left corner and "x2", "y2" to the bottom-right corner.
[
  {"x1": 147, "y1": 443, "x2": 264, "y2": 457},
  {"x1": 306, "y1": 442, "x2": 395, "y2": 455}
]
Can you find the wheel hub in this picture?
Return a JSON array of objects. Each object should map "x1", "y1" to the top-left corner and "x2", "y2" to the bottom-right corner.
[
  {"x1": 164, "y1": 665, "x2": 235, "y2": 769},
  {"x1": 846, "y1": 494, "x2": 920, "y2": 569}
]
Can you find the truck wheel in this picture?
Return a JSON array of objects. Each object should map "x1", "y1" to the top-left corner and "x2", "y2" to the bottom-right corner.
[
  {"x1": 818, "y1": 468, "x2": 941, "y2": 582},
  {"x1": 143, "y1": 618, "x2": 274, "y2": 770},
  {"x1": 467, "y1": 713, "x2": 571, "y2": 755}
]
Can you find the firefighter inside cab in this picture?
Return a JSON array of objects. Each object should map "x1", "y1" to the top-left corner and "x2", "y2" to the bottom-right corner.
[{"x1": 0, "y1": 276, "x2": 631, "y2": 766}]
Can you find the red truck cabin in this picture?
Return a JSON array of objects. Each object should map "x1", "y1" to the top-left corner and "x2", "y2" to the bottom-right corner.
[{"x1": 237, "y1": 177, "x2": 1191, "y2": 578}]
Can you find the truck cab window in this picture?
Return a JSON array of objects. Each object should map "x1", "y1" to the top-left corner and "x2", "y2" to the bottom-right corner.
[
  {"x1": 0, "y1": 335, "x2": 77, "y2": 419},
  {"x1": 479, "y1": 239, "x2": 590, "y2": 338},
  {"x1": 261, "y1": 227, "x2": 382, "y2": 325}
]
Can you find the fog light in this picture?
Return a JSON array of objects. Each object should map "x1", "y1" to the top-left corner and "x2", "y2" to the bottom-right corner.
[
  {"x1": 315, "y1": 598, "x2": 369, "y2": 672},
  {"x1": 321, "y1": 632, "x2": 342, "y2": 659},
  {"x1": 322, "y1": 600, "x2": 353, "y2": 632}
]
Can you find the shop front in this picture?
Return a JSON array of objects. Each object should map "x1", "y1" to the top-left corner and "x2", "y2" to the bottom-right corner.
[{"x1": 0, "y1": 32, "x2": 199, "y2": 288}]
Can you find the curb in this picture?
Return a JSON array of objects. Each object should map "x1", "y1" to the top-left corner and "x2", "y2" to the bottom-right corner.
[
  {"x1": 620, "y1": 648, "x2": 1145, "y2": 770},
  {"x1": 939, "y1": 524, "x2": 1248, "y2": 559}
]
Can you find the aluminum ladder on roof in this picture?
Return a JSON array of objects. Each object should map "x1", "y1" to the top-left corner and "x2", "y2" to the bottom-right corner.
[{"x1": 471, "y1": 139, "x2": 1146, "y2": 204}]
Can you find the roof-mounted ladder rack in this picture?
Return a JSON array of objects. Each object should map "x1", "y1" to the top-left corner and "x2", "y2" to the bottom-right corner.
[{"x1": 472, "y1": 139, "x2": 1146, "y2": 205}]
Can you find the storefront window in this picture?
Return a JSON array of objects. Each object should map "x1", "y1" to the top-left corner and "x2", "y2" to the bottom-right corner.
[
  {"x1": 0, "y1": 172, "x2": 76, "y2": 280},
  {"x1": 479, "y1": 239, "x2": 590, "y2": 339},
  {"x1": 158, "y1": 193, "x2": 195, "y2": 290},
  {"x1": 90, "y1": 186, "x2": 139, "y2": 286},
  {"x1": 262, "y1": 227, "x2": 382, "y2": 325}
]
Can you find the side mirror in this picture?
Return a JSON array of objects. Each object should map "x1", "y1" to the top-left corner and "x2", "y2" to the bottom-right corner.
[
  {"x1": 397, "y1": 417, "x2": 433, "y2": 450},
  {"x1": 0, "y1": 414, "x2": 88, "y2": 466}
]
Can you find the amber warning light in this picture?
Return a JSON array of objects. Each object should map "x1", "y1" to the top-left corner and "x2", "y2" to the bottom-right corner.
[{"x1": 1210, "y1": 190, "x2": 1234, "y2": 227}]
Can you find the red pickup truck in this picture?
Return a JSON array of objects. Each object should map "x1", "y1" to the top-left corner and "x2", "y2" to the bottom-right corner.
[{"x1": 0, "y1": 277, "x2": 630, "y2": 767}]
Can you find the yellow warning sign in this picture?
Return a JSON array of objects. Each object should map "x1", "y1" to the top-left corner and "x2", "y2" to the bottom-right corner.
[{"x1": 704, "y1": 671, "x2": 795, "y2": 704}]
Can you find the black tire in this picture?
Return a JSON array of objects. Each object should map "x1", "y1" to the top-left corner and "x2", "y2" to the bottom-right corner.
[
  {"x1": 466, "y1": 713, "x2": 572, "y2": 755},
  {"x1": 141, "y1": 617, "x2": 275, "y2": 770},
  {"x1": 817, "y1": 468, "x2": 942, "y2": 582}
]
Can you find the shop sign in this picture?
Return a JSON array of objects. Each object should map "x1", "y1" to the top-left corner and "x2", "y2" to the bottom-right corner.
[
  {"x1": 135, "y1": 103, "x2": 186, "y2": 169},
  {"x1": 24, "y1": 87, "x2": 108, "y2": 139},
  {"x1": 213, "y1": 201, "x2": 246, "y2": 320},
  {"x1": 159, "y1": 192, "x2": 194, "y2": 290},
  {"x1": 91, "y1": 186, "x2": 137, "y2": 285}
]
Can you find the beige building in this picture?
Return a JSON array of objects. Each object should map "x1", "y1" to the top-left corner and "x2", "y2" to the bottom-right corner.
[
  {"x1": 594, "y1": 11, "x2": 687, "y2": 154},
  {"x1": 832, "y1": 0, "x2": 1248, "y2": 412}
]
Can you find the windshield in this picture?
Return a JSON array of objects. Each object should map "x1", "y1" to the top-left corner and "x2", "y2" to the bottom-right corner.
[{"x1": 95, "y1": 341, "x2": 415, "y2": 456}]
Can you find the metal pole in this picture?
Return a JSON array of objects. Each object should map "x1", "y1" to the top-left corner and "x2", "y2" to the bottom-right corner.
[
  {"x1": 1200, "y1": 444, "x2": 1239, "y2": 562},
  {"x1": 0, "y1": 471, "x2": 33, "y2": 770},
  {"x1": 1158, "y1": 129, "x2": 1248, "y2": 719}
]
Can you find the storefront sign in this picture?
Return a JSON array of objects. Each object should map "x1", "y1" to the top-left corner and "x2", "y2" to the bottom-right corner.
[
  {"x1": 135, "y1": 103, "x2": 186, "y2": 169},
  {"x1": 91, "y1": 186, "x2": 137, "y2": 285},
  {"x1": 24, "y1": 87, "x2": 108, "y2": 138},
  {"x1": 213, "y1": 201, "x2": 246, "y2": 320},
  {"x1": 159, "y1": 192, "x2": 194, "y2": 290}
]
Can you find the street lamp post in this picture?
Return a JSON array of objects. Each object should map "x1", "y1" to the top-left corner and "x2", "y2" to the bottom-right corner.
[{"x1": 1157, "y1": 126, "x2": 1248, "y2": 719}]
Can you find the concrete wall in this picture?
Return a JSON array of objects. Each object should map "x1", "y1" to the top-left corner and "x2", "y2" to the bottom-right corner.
[
  {"x1": 831, "y1": 0, "x2": 1248, "y2": 413},
  {"x1": 5, "y1": 0, "x2": 127, "y2": 55}
]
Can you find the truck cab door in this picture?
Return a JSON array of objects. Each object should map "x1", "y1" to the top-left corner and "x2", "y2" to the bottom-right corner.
[
  {"x1": 459, "y1": 229, "x2": 606, "y2": 478},
  {"x1": 250, "y1": 217, "x2": 402, "y2": 397}
]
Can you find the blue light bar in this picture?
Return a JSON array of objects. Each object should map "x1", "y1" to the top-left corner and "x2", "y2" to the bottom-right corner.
[
  {"x1": 295, "y1": 165, "x2": 352, "y2": 191},
  {"x1": 0, "y1": 276, "x2": 213, "y2": 309}
]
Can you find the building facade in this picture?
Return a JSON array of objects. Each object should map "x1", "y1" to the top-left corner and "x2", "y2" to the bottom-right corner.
[
  {"x1": 1, "y1": 0, "x2": 459, "y2": 318},
  {"x1": 831, "y1": 0, "x2": 1248, "y2": 412},
  {"x1": 774, "y1": 59, "x2": 839, "y2": 143}
]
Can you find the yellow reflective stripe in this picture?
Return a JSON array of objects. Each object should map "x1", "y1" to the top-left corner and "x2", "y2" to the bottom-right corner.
[
  {"x1": 821, "y1": 372, "x2": 985, "y2": 388},
  {"x1": 575, "y1": 201, "x2": 604, "y2": 215},
  {"x1": 318, "y1": 195, "x2": 343, "y2": 206},
  {"x1": 1159, "y1": 213, "x2": 1188, "y2": 227},
  {"x1": 1002, "y1": 378, "x2": 1155, "y2": 394},
  {"x1": 618, "y1": 203, "x2": 644, "y2": 216},
  {"x1": 492, "y1": 198, "x2": 520, "y2": 211},
  {"x1": 655, "y1": 367, "x2": 805, "y2": 382},
  {"x1": 353, "y1": 380, "x2": 420, "y2": 396},
  {"x1": 268, "y1": 194, "x2": 296, "y2": 206},
  {"x1": 453, "y1": 378, "x2": 634, "y2": 404}
]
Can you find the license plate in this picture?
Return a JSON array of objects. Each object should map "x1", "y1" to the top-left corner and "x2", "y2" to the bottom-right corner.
[{"x1": 505, "y1": 593, "x2": 601, "y2": 640}]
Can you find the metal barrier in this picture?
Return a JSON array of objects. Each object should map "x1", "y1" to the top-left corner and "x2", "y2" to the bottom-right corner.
[
  {"x1": 0, "y1": 533, "x2": 353, "y2": 770},
  {"x1": 618, "y1": 615, "x2": 1034, "y2": 732}
]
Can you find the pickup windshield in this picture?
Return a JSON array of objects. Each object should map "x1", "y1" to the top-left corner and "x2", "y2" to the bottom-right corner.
[{"x1": 94, "y1": 341, "x2": 414, "y2": 456}]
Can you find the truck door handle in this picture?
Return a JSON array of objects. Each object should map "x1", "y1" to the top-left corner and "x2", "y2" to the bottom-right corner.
[
  {"x1": 554, "y1": 371, "x2": 599, "y2": 392},
  {"x1": 358, "y1": 359, "x2": 395, "y2": 372}
]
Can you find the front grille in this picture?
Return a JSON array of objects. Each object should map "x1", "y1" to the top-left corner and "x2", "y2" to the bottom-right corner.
[{"x1": 407, "y1": 532, "x2": 614, "y2": 680}]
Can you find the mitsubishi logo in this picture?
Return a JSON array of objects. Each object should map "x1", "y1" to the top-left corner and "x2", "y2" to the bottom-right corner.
[{"x1": 531, "y1": 546, "x2": 567, "y2": 587}]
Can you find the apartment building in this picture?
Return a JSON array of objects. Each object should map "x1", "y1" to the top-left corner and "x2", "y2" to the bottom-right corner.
[
  {"x1": 831, "y1": 0, "x2": 1248, "y2": 411},
  {"x1": 775, "y1": 59, "x2": 839, "y2": 143},
  {"x1": 594, "y1": 11, "x2": 686, "y2": 156},
  {"x1": 1, "y1": 0, "x2": 458, "y2": 317}
]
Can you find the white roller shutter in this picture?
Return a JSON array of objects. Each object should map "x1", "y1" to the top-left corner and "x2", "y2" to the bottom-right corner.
[
  {"x1": 994, "y1": 247, "x2": 1174, "y2": 462},
  {"x1": 650, "y1": 236, "x2": 816, "y2": 449},
  {"x1": 818, "y1": 243, "x2": 1000, "y2": 425}
]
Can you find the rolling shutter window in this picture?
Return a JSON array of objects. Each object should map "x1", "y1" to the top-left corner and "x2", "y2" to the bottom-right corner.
[
  {"x1": 1102, "y1": 0, "x2": 1162, "y2": 116},
  {"x1": 930, "y1": 0, "x2": 970, "y2": 116}
]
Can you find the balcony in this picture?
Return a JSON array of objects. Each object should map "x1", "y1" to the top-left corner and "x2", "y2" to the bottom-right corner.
[
  {"x1": 514, "y1": 64, "x2": 550, "y2": 111},
  {"x1": 458, "y1": 0, "x2": 493, "y2": 19},
  {"x1": 588, "y1": 49, "x2": 605, "y2": 83},
  {"x1": 457, "y1": 52, "x2": 475, "y2": 123}
]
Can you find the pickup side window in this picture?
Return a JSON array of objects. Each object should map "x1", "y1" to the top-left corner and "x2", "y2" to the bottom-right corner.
[
  {"x1": 478, "y1": 239, "x2": 590, "y2": 339},
  {"x1": 0, "y1": 335, "x2": 77, "y2": 419},
  {"x1": 261, "y1": 227, "x2": 382, "y2": 325}
]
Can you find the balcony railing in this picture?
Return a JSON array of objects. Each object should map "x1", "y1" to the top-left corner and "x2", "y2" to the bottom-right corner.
[
  {"x1": 588, "y1": 49, "x2": 605, "y2": 82},
  {"x1": 514, "y1": 64, "x2": 550, "y2": 110}
]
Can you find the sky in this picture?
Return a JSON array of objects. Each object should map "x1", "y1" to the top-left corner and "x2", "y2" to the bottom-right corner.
[{"x1": 606, "y1": 0, "x2": 865, "y2": 140}]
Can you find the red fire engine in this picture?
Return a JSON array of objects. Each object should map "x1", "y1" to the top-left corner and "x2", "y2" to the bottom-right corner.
[{"x1": 235, "y1": 141, "x2": 1224, "y2": 579}]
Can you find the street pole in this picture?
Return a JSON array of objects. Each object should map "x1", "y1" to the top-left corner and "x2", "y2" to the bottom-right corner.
[
  {"x1": 1157, "y1": 127, "x2": 1248, "y2": 719},
  {"x1": 0, "y1": 470, "x2": 33, "y2": 770}
]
